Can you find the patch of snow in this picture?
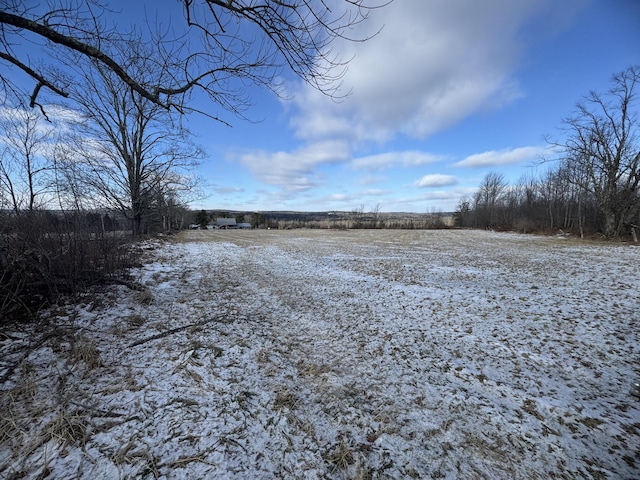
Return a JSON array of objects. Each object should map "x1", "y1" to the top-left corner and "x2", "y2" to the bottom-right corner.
[{"x1": 1, "y1": 230, "x2": 639, "y2": 479}]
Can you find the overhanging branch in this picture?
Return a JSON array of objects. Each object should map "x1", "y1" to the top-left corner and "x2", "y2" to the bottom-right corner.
[
  {"x1": 0, "y1": 51, "x2": 69, "y2": 104},
  {"x1": 0, "y1": 10, "x2": 166, "y2": 108}
]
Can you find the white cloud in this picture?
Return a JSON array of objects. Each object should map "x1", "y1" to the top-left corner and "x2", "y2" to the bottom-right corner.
[
  {"x1": 361, "y1": 189, "x2": 388, "y2": 197},
  {"x1": 416, "y1": 174, "x2": 458, "y2": 188},
  {"x1": 327, "y1": 193, "x2": 350, "y2": 202},
  {"x1": 351, "y1": 151, "x2": 443, "y2": 170},
  {"x1": 289, "y1": 0, "x2": 569, "y2": 144},
  {"x1": 359, "y1": 174, "x2": 386, "y2": 185},
  {"x1": 453, "y1": 146, "x2": 550, "y2": 168},
  {"x1": 237, "y1": 139, "x2": 350, "y2": 191},
  {"x1": 0, "y1": 106, "x2": 63, "y2": 145}
]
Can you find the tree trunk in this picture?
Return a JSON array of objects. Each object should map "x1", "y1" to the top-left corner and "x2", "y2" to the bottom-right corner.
[{"x1": 602, "y1": 209, "x2": 618, "y2": 239}]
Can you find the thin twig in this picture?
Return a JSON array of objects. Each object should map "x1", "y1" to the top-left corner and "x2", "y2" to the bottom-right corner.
[{"x1": 128, "y1": 315, "x2": 228, "y2": 347}]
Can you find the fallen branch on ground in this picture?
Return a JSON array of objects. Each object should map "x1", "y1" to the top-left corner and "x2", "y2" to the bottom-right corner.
[{"x1": 128, "y1": 315, "x2": 229, "y2": 347}]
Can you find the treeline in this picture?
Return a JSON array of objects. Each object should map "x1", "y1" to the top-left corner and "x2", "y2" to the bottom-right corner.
[
  {"x1": 295, "y1": 212, "x2": 450, "y2": 230},
  {"x1": 458, "y1": 66, "x2": 640, "y2": 240},
  {"x1": 454, "y1": 169, "x2": 639, "y2": 239},
  {"x1": 0, "y1": 107, "x2": 192, "y2": 323},
  {"x1": 189, "y1": 209, "x2": 452, "y2": 230}
]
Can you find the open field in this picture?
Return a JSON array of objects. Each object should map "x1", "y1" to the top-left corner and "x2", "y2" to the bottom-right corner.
[{"x1": 1, "y1": 229, "x2": 639, "y2": 479}]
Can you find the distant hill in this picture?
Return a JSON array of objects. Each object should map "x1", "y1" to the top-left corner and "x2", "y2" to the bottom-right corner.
[{"x1": 197, "y1": 209, "x2": 454, "y2": 229}]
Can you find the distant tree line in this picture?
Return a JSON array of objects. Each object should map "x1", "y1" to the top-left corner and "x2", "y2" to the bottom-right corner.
[
  {"x1": 456, "y1": 66, "x2": 640, "y2": 240},
  {"x1": 454, "y1": 170, "x2": 606, "y2": 236},
  {"x1": 187, "y1": 209, "x2": 452, "y2": 230}
]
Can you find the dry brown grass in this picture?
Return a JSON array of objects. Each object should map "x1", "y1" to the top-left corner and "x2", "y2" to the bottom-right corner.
[
  {"x1": 72, "y1": 336, "x2": 102, "y2": 369},
  {"x1": 135, "y1": 288, "x2": 154, "y2": 305},
  {"x1": 43, "y1": 409, "x2": 88, "y2": 447},
  {"x1": 297, "y1": 360, "x2": 332, "y2": 376},
  {"x1": 2, "y1": 229, "x2": 637, "y2": 479},
  {"x1": 324, "y1": 438, "x2": 355, "y2": 471},
  {"x1": 11, "y1": 362, "x2": 38, "y2": 400},
  {"x1": 274, "y1": 386, "x2": 298, "y2": 410},
  {"x1": 0, "y1": 402, "x2": 19, "y2": 445},
  {"x1": 126, "y1": 314, "x2": 146, "y2": 328}
]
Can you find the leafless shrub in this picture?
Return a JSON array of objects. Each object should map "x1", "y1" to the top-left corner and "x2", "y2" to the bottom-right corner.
[
  {"x1": 513, "y1": 218, "x2": 538, "y2": 234},
  {"x1": 1, "y1": 210, "x2": 139, "y2": 325}
]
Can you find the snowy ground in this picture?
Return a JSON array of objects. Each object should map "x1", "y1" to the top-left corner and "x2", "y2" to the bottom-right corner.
[{"x1": 1, "y1": 229, "x2": 639, "y2": 479}]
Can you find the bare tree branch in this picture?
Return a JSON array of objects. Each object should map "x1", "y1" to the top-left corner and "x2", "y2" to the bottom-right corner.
[
  {"x1": 1, "y1": 1, "x2": 390, "y2": 113},
  {"x1": 0, "y1": 51, "x2": 69, "y2": 103},
  {"x1": 0, "y1": 9, "x2": 170, "y2": 106}
]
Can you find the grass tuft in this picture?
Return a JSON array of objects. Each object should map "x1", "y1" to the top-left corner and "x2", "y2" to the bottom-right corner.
[
  {"x1": 44, "y1": 409, "x2": 88, "y2": 446},
  {"x1": 126, "y1": 314, "x2": 146, "y2": 328},
  {"x1": 0, "y1": 405, "x2": 20, "y2": 444},
  {"x1": 72, "y1": 337, "x2": 102, "y2": 369},
  {"x1": 10, "y1": 361, "x2": 39, "y2": 400},
  {"x1": 274, "y1": 387, "x2": 298, "y2": 410},
  {"x1": 135, "y1": 288, "x2": 154, "y2": 305},
  {"x1": 325, "y1": 438, "x2": 355, "y2": 471}
]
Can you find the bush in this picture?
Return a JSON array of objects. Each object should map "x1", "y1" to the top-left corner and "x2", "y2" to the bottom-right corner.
[{"x1": 0, "y1": 211, "x2": 138, "y2": 325}]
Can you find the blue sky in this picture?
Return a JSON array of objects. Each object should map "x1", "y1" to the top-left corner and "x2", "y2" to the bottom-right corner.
[
  {"x1": 3, "y1": 1, "x2": 637, "y2": 214},
  {"x1": 185, "y1": 0, "x2": 639, "y2": 213}
]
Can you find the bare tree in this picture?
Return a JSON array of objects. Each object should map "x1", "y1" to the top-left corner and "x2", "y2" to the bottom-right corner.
[
  {"x1": 558, "y1": 66, "x2": 640, "y2": 238},
  {"x1": 0, "y1": 108, "x2": 56, "y2": 214},
  {"x1": 51, "y1": 141, "x2": 98, "y2": 212},
  {"x1": 65, "y1": 59, "x2": 203, "y2": 236},
  {"x1": 1, "y1": 0, "x2": 387, "y2": 113},
  {"x1": 351, "y1": 204, "x2": 365, "y2": 228},
  {"x1": 474, "y1": 172, "x2": 506, "y2": 228},
  {"x1": 453, "y1": 196, "x2": 472, "y2": 227},
  {"x1": 371, "y1": 203, "x2": 381, "y2": 228}
]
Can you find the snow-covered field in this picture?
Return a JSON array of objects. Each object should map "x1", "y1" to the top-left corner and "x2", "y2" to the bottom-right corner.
[{"x1": 1, "y1": 229, "x2": 639, "y2": 479}]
